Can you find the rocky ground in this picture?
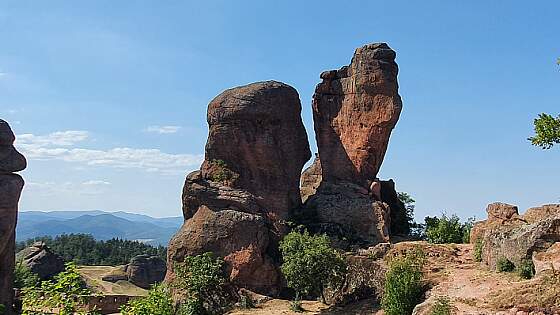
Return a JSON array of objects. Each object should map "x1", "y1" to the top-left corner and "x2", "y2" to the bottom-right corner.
[
  {"x1": 228, "y1": 242, "x2": 559, "y2": 315},
  {"x1": 79, "y1": 266, "x2": 148, "y2": 296}
]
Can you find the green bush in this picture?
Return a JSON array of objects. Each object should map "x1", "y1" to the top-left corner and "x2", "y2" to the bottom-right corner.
[
  {"x1": 238, "y1": 294, "x2": 255, "y2": 309},
  {"x1": 425, "y1": 214, "x2": 473, "y2": 244},
  {"x1": 21, "y1": 262, "x2": 93, "y2": 315},
  {"x1": 381, "y1": 247, "x2": 425, "y2": 315},
  {"x1": 210, "y1": 159, "x2": 233, "y2": 182},
  {"x1": 13, "y1": 262, "x2": 40, "y2": 289},
  {"x1": 430, "y1": 296, "x2": 452, "y2": 315},
  {"x1": 120, "y1": 284, "x2": 174, "y2": 315},
  {"x1": 517, "y1": 259, "x2": 535, "y2": 279},
  {"x1": 497, "y1": 257, "x2": 515, "y2": 272},
  {"x1": 0, "y1": 304, "x2": 5, "y2": 315},
  {"x1": 174, "y1": 252, "x2": 228, "y2": 315},
  {"x1": 473, "y1": 239, "x2": 483, "y2": 262},
  {"x1": 289, "y1": 298, "x2": 303, "y2": 312},
  {"x1": 280, "y1": 230, "x2": 346, "y2": 305}
]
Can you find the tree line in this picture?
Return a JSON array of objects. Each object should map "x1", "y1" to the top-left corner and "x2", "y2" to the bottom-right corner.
[{"x1": 16, "y1": 234, "x2": 167, "y2": 266}]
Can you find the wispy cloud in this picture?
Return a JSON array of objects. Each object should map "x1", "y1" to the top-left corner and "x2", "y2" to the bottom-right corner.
[
  {"x1": 145, "y1": 125, "x2": 181, "y2": 134},
  {"x1": 17, "y1": 130, "x2": 203, "y2": 174},
  {"x1": 82, "y1": 180, "x2": 111, "y2": 186}
]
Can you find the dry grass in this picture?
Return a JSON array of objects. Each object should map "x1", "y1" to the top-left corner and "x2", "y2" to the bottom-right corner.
[{"x1": 78, "y1": 266, "x2": 148, "y2": 297}]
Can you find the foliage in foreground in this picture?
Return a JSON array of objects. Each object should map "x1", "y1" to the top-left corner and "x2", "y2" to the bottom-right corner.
[
  {"x1": 517, "y1": 259, "x2": 535, "y2": 279},
  {"x1": 424, "y1": 214, "x2": 473, "y2": 244},
  {"x1": 382, "y1": 247, "x2": 426, "y2": 315},
  {"x1": 528, "y1": 113, "x2": 560, "y2": 149},
  {"x1": 496, "y1": 257, "x2": 515, "y2": 273},
  {"x1": 174, "y1": 252, "x2": 228, "y2": 315},
  {"x1": 430, "y1": 296, "x2": 453, "y2": 315},
  {"x1": 473, "y1": 238, "x2": 483, "y2": 262},
  {"x1": 16, "y1": 233, "x2": 166, "y2": 266},
  {"x1": 120, "y1": 284, "x2": 174, "y2": 315},
  {"x1": 22, "y1": 262, "x2": 94, "y2": 315},
  {"x1": 280, "y1": 230, "x2": 346, "y2": 304},
  {"x1": 13, "y1": 262, "x2": 40, "y2": 289}
]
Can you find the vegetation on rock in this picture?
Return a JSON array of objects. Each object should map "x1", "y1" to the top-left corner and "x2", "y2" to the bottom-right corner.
[
  {"x1": 17, "y1": 234, "x2": 166, "y2": 265},
  {"x1": 517, "y1": 259, "x2": 535, "y2": 279},
  {"x1": 381, "y1": 247, "x2": 425, "y2": 315},
  {"x1": 496, "y1": 257, "x2": 515, "y2": 272},
  {"x1": 430, "y1": 296, "x2": 453, "y2": 315},
  {"x1": 13, "y1": 262, "x2": 40, "y2": 289},
  {"x1": 280, "y1": 230, "x2": 346, "y2": 304},
  {"x1": 473, "y1": 239, "x2": 483, "y2": 262}
]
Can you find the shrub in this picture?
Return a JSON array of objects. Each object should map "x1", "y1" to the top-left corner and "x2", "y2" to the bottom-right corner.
[
  {"x1": 0, "y1": 304, "x2": 5, "y2": 315},
  {"x1": 425, "y1": 214, "x2": 473, "y2": 244},
  {"x1": 382, "y1": 247, "x2": 425, "y2": 315},
  {"x1": 430, "y1": 296, "x2": 452, "y2": 315},
  {"x1": 517, "y1": 259, "x2": 535, "y2": 279},
  {"x1": 21, "y1": 262, "x2": 93, "y2": 315},
  {"x1": 496, "y1": 257, "x2": 515, "y2": 272},
  {"x1": 473, "y1": 239, "x2": 483, "y2": 262},
  {"x1": 394, "y1": 192, "x2": 416, "y2": 236},
  {"x1": 238, "y1": 294, "x2": 255, "y2": 309},
  {"x1": 280, "y1": 230, "x2": 346, "y2": 304},
  {"x1": 173, "y1": 252, "x2": 228, "y2": 315},
  {"x1": 289, "y1": 298, "x2": 303, "y2": 312},
  {"x1": 13, "y1": 262, "x2": 40, "y2": 289},
  {"x1": 120, "y1": 284, "x2": 174, "y2": 315},
  {"x1": 210, "y1": 159, "x2": 233, "y2": 182}
]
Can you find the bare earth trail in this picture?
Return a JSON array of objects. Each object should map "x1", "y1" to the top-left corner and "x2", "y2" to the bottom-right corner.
[{"x1": 229, "y1": 244, "x2": 544, "y2": 315}]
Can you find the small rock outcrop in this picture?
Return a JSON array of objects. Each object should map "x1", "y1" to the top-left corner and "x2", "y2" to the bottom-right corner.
[
  {"x1": 471, "y1": 203, "x2": 560, "y2": 271},
  {"x1": 0, "y1": 119, "x2": 26, "y2": 312},
  {"x1": 15, "y1": 242, "x2": 65, "y2": 280},
  {"x1": 298, "y1": 43, "x2": 405, "y2": 247},
  {"x1": 126, "y1": 255, "x2": 167, "y2": 289},
  {"x1": 168, "y1": 81, "x2": 311, "y2": 295}
]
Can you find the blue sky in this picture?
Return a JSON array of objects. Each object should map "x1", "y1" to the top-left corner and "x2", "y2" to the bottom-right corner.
[{"x1": 1, "y1": 1, "x2": 558, "y2": 219}]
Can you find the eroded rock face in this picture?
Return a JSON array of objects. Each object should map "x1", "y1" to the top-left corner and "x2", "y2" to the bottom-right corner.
[
  {"x1": 297, "y1": 43, "x2": 404, "y2": 248},
  {"x1": 127, "y1": 255, "x2": 167, "y2": 289},
  {"x1": 0, "y1": 120, "x2": 26, "y2": 312},
  {"x1": 472, "y1": 203, "x2": 560, "y2": 270},
  {"x1": 15, "y1": 242, "x2": 65, "y2": 280},
  {"x1": 312, "y1": 43, "x2": 402, "y2": 186},
  {"x1": 168, "y1": 81, "x2": 311, "y2": 296}
]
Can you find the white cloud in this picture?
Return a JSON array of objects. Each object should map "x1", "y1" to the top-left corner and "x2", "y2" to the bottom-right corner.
[
  {"x1": 145, "y1": 125, "x2": 181, "y2": 134},
  {"x1": 26, "y1": 180, "x2": 111, "y2": 196},
  {"x1": 16, "y1": 130, "x2": 203, "y2": 174},
  {"x1": 82, "y1": 180, "x2": 111, "y2": 186}
]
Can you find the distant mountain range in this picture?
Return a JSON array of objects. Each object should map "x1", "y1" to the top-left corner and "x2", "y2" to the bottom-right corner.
[{"x1": 17, "y1": 210, "x2": 184, "y2": 246}]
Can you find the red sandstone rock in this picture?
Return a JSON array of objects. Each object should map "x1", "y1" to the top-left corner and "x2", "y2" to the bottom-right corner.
[
  {"x1": 533, "y1": 242, "x2": 560, "y2": 275},
  {"x1": 0, "y1": 119, "x2": 26, "y2": 314},
  {"x1": 486, "y1": 202, "x2": 519, "y2": 223},
  {"x1": 312, "y1": 43, "x2": 402, "y2": 186},
  {"x1": 168, "y1": 81, "x2": 310, "y2": 296}
]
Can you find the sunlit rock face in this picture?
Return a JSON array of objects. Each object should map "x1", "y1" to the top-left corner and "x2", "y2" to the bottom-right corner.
[
  {"x1": 0, "y1": 119, "x2": 26, "y2": 313},
  {"x1": 167, "y1": 81, "x2": 311, "y2": 296},
  {"x1": 299, "y1": 43, "x2": 405, "y2": 247}
]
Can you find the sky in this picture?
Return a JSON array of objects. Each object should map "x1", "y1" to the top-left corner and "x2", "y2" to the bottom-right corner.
[{"x1": 0, "y1": 1, "x2": 558, "y2": 219}]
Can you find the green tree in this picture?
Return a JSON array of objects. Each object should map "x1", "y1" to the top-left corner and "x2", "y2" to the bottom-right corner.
[
  {"x1": 425, "y1": 214, "x2": 473, "y2": 244},
  {"x1": 120, "y1": 284, "x2": 174, "y2": 315},
  {"x1": 280, "y1": 230, "x2": 346, "y2": 304},
  {"x1": 528, "y1": 113, "x2": 560, "y2": 149},
  {"x1": 395, "y1": 192, "x2": 415, "y2": 236},
  {"x1": 173, "y1": 252, "x2": 228, "y2": 315},
  {"x1": 382, "y1": 247, "x2": 425, "y2": 315}
]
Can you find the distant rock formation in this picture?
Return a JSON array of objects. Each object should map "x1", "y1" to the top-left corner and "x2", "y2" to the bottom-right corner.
[
  {"x1": 16, "y1": 242, "x2": 65, "y2": 280},
  {"x1": 167, "y1": 81, "x2": 311, "y2": 295},
  {"x1": 471, "y1": 203, "x2": 560, "y2": 272},
  {"x1": 298, "y1": 43, "x2": 406, "y2": 247},
  {"x1": 0, "y1": 119, "x2": 26, "y2": 312},
  {"x1": 126, "y1": 255, "x2": 166, "y2": 289}
]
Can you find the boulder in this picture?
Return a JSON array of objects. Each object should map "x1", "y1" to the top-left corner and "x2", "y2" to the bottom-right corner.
[
  {"x1": 127, "y1": 255, "x2": 167, "y2": 289},
  {"x1": 312, "y1": 43, "x2": 402, "y2": 186},
  {"x1": 168, "y1": 81, "x2": 311, "y2": 296},
  {"x1": 15, "y1": 242, "x2": 65, "y2": 280},
  {"x1": 533, "y1": 242, "x2": 560, "y2": 275},
  {"x1": 473, "y1": 203, "x2": 560, "y2": 270},
  {"x1": 0, "y1": 119, "x2": 26, "y2": 313}
]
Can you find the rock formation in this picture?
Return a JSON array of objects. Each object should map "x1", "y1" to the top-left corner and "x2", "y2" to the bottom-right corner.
[
  {"x1": 312, "y1": 43, "x2": 402, "y2": 186},
  {"x1": 126, "y1": 255, "x2": 167, "y2": 289},
  {"x1": 167, "y1": 81, "x2": 311, "y2": 295},
  {"x1": 15, "y1": 242, "x2": 65, "y2": 280},
  {"x1": 0, "y1": 119, "x2": 26, "y2": 313},
  {"x1": 471, "y1": 203, "x2": 560, "y2": 271},
  {"x1": 298, "y1": 43, "x2": 405, "y2": 247}
]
